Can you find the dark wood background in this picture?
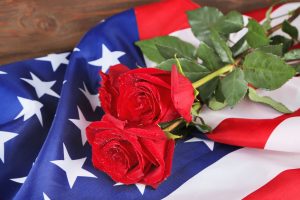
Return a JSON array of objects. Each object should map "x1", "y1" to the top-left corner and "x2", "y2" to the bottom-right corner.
[{"x1": 0, "y1": 0, "x2": 297, "y2": 65}]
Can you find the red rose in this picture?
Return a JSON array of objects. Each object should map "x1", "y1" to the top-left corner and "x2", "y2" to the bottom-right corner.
[
  {"x1": 86, "y1": 114, "x2": 175, "y2": 188},
  {"x1": 99, "y1": 64, "x2": 194, "y2": 125}
]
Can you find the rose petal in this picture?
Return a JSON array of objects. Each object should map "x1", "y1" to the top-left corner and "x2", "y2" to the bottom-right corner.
[
  {"x1": 126, "y1": 125, "x2": 166, "y2": 140},
  {"x1": 157, "y1": 87, "x2": 180, "y2": 123},
  {"x1": 86, "y1": 115, "x2": 126, "y2": 144},
  {"x1": 107, "y1": 64, "x2": 130, "y2": 89},
  {"x1": 131, "y1": 73, "x2": 171, "y2": 89},
  {"x1": 139, "y1": 137, "x2": 175, "y2": 188},
  {"x1": 124, "y1": 68, "x2": 172, "y2": 89},
  {"x1": 86, "y1": 121, "x2": 112, "y2": 144},
  {"x1": 171, "y1": 65, "x2": 194, "y2": 122},
  {"x1": 117, "y1": 80, "x2": 162, "y2": 125},
  {"x1": 99, "y1": 65, "x2": 129, "y2": 116},
  {"x1": 101, "y1": 114, "x2": 126, "y2": 130},
  {"x1": 99, "y1": 72, "x2": 113, "y2": 114},
  {"x1": 162, "y1": 139, "x2": 175, "y2": 180},
  {"x1": 87, "y1": 117, "x2": 175, "y2": 189}
]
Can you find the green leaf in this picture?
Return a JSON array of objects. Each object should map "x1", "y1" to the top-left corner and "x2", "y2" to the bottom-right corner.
[
  {"x1": 220, "y1": 68, "x2": 248, "y2": 107},
  {"x1": 282, "y1": 20, "x2": 299, "y2": 40},
  {"x1": 187, "y1": 7, "x2": 223, "y2": 45},
  {"x1": 208, "y1": 97, "x2": 227, "y2": 110},
  {"x1": 246, "y1": 19, "x2": 269, "y2": 48},
  {"x1": 191, "y1": 102, "x2": 201, "y2": 116},
  {"x1": 243, "y1": 50, "x2": 296, "y2": 90},
  {"x1": 196, "y1": 43, "x2": 223, "y2": 71},
  {"x1": 210, "y1": 29, "x2": 234, "y2": 64},
  {"x1": 284, "y1": 49, "x2": 300, "y2": 60},
  {"x1": 194, "y1": 124, "x2": 212, "y2": 133},
  {"x1": 215, "y1": 80, "x2": 225, "y2": 102},
  {"x1": 198, "y1": 78, "x2": 219, "y2": 102},
  {"x1": 231, "y1": 36, "x2": 250, "y2": 57},
  {"x1": 248, "y1": 87, "x2": 292, "y2": 113},
  {"x1": 156, "y1": 44, "x2": 184, "y2": 60},
  {"x1": 256, "y1": 44, "x2": 283, "y2": 56},
  {"x1": 296, "y1": 65, "x2": 300, "y2": 73},
  {"x1": 135, "y1": 36, "x2": 196, "y2": 63},
  {"x1": 215, "y1": 11, "x2": 244, "y2": 34},
  {"x1": 157, "y1": 58, "x2": 210, "y2": 82},
  {"x1": 262, "y1": 20, "x2": 272, "y2": 32},
  {"x1": 193, "y1": 117, "x2": 212, "y2": 133},
  {"x1": 270, "y1": 35, "x2": 293, "y2": 53}
]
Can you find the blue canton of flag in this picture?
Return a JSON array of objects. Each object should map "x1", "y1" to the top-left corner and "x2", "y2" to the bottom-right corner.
[{"x1": 0, "y1": 7, "x2": 237, "y2": 200}]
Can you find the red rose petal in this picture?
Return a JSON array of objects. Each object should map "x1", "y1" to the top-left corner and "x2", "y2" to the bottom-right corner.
[
  {"x1": 126, "y1": 125, "x2": 166, "y2": 140},
  {"x1": 101, "y1": 114, "x2": 126, "y2": 130},
  {"x1": 86, "y1": 121, "x2": 112, "y2": 144},
  {"x1": 130, "y1": 73, "x2": 171, "y2": 89},
  {"x1": 99, "y1": 65, "x2": 129, "y2": 116},
  {"x1": 139, "y1": 137, "x2": 175, "y2": 188},
  {"x1": 163, "y1": 139, "x2": 175, "y2": 180},
  {"x1": 86, "y1": 116, "x2": 175, "y2": 188},
  {"x1": 158, "y1": 88, "x2": 180, "y2": 123},
  {"x1": 171, "y1": 65, "x2": 194, "y2": 122},
  {"x1": 99, "y1": 72, "x2": 113, "y2": 114},
  {"x1": 107, "y1": 64, "x2": 130, "y2": 89}
]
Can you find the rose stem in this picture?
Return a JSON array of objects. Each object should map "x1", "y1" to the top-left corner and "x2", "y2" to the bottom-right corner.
[
  {"x1": 270, "y1": 12, "x2": 290, "y2": 20},
  {"x1": 193, "y1": 7, "x2": 300, "y2": 90},
  {"x1": 192, "y1": 64, "x2": 234, "y2": 89},
  {"x1": 267, "y1": 6, "x2": 300, "y2": 36},
  {"x1": 163, "y1": 118, "x2": 184, "y2": 132},
  {"x1": 165, "y1": 64, "x2": 234, "y2": 133},
  {"x1": 163, "y1": 7, "x2": 300, "y2": 134},
  {"x1": 192, "y1": 6, "x2": 300, "y2": 89}
]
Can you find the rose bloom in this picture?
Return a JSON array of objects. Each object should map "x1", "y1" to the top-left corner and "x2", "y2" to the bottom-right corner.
[
  {"x1": 99, "y1": 64, "x2": 194, "y2": 126},
  {"x1": 86, "y1": 114, "x2": 175, "y2": 188}
]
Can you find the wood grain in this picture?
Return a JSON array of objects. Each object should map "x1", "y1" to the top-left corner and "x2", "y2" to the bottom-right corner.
[{"x1": 0, "y1": 0, "x2": 298, "y2": 65}]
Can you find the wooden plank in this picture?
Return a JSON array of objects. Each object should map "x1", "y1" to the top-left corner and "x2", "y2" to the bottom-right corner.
[{"x1": 0, "y1": 0, "x2": 297, "y2": 65}]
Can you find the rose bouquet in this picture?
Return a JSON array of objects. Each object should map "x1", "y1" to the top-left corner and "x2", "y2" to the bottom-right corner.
[
  {"x1": 86, "y1": 65, "x2": 193, "y2": 188},
  {"x1": 86, "y1": 3, "x2": 300, "y2": 188}
]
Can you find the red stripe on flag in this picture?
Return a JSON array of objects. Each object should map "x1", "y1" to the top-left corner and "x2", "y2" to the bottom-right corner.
[
  {"x1": 207, "y1": 109, "x2": 300, "y2": 149},
  {"x1": 135, "y1": 0, "x2": 199, "y2": 40},
  {"x1": 291, "y1": 43, "x2": 300, "y2": 49},
  {"x1": 244, "y1": 168, "x2": 300, "y2": 200}
]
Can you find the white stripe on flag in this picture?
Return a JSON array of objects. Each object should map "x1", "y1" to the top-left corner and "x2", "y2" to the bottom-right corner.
[
  {"x1": 198, "y1": 77, "x2": 300, "y2": 129},
  {"x1": 164, "y1": 148, "x2": 300, "y2": 200},
  {"x1": 257, "y1": 77, "x2": 300, "y2": 112},
  {"x1": 265, "y1": 117, "x2": 300, "y2": 152},
  {"x1": 170, "y1": 28, "x2": 200, "y2": 47}
]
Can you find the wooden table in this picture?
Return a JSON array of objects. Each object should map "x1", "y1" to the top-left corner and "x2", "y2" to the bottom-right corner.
[{"x1": 0, "y1": 0, "x2": 297, "y2": 65}]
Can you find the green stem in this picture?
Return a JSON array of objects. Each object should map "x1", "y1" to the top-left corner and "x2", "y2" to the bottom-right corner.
[
  {"x1": 269, "y1": 12, "x2": 291, "y2": 20},
  {"x1": 163, "y1": 118, "x2": 183, "y2": 132},
  {"x1": 192, "y1": 64, "x2": 234, "y2": 88},
  {"x1": 267, "y1": 6, "x2": 300, "y2": 36}
]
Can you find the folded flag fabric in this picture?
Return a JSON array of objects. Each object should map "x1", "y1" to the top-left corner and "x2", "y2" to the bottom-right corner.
[{"x1": 0, "y1": 0, "x2": 300, "y2": 199}]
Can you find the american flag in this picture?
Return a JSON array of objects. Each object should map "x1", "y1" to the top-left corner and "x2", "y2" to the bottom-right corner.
[{"x1": 1, "y1": 0, "x2": 300, "y2": 199}]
